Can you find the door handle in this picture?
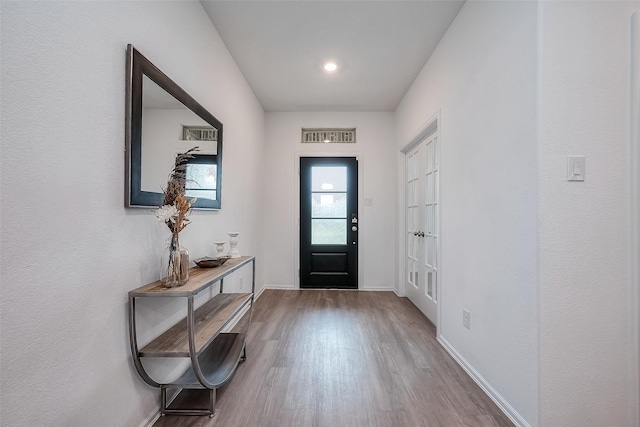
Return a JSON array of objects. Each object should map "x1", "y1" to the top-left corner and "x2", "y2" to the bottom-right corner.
[{"x1": 352, "y1": 226, "x2": 358, "y2": 232}]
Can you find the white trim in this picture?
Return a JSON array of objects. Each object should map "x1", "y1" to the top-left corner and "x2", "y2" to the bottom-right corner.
[
  {"x1": 294, "y1": 151, "x2": 363, "y2": 290},
  {"x1": 260, "y1": 286, "x2": 397, "y2": 293},
  {"x1": 630, "y1": 11, "x2": 640, "y2": 427},
  {"x1": 397, "y1": 151, "x2": 407, "y2": 297},
  {"x1": 259, "y1": 285, "x2": 295, "y2": 291},
  {"x1": 138, "y1": 410, "x2": 161, "y2": 427},
  {"x1": 400, "y1": 111, "x2": 440, "y2": 154},
  {"x1": 438, "y1": 335, "x2": 530, "y2": 427},
  {"x1": 254, "y1": 285, "x2": 269, "y2": 301}
]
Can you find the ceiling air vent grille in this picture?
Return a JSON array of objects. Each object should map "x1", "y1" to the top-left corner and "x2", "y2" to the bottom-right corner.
[{"x1": 301, "y1": 128, "x2": 356, "y2": 144}]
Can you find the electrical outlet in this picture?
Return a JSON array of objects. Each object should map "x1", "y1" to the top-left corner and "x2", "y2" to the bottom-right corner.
[
  {"x1": 463, "y1": 309, "x2": 470, "y2": 329},
  {"x1": 239, "y1": 277, "x2": 244, "y2": 290}
]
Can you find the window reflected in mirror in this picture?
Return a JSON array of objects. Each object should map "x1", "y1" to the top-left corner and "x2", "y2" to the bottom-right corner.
[{"x1": 185, "y1": 155, "x2": 218, "y2": 201}]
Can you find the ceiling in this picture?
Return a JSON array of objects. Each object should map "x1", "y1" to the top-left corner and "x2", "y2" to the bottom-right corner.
[{"x1": 201, "y1": 1, "x2": 465, "y2": 112}]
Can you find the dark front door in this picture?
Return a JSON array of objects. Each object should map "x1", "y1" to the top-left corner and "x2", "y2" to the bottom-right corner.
[{"x1": 300, "y1": 157, "x2": 358, "y2": 289}]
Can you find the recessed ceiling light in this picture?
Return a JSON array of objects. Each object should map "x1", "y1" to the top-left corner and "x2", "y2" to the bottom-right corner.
[{"x1": 324, "y1": 62, "x2": 337, "y2": 72}]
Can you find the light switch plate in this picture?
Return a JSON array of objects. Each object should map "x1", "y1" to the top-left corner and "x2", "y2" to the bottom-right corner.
[
  {"x1": 364, "y1": 197, "x2": 374, "y2": 206},
  {"x1": 567, "y1": 155, "x2": 585, "y2": 181}
]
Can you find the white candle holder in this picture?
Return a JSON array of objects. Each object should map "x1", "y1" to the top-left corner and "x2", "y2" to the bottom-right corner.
[
  {"x1": 214, "y1": 241, "x2": 226, "y2": 258},
  {"x1": 227, "y1": 232, "x2": 240, "y2": 258}
]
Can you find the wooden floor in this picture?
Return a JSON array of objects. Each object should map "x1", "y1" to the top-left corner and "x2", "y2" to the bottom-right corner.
[{"x1": 154, "y1": 290, "x2": 513, "y2": 427}]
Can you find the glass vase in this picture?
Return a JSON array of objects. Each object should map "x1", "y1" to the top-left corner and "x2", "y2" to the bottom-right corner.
[{"x1": 160, "y1": 232, "x2": 189, "y2": 288}]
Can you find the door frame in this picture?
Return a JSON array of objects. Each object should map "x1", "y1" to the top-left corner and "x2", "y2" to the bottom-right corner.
[
  {"x1": 399, "y1": 111, "x2": 441, "y2": 329},
  {"x1": 631, "y1": 10, "x2": 639, "y2": 427},
  {"x1": 294, "y1": 151, "x2": 363, "y2": 289}
]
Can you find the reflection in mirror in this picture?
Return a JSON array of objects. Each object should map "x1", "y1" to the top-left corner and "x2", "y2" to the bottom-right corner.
[
  {"x1": 125, "y1": 44, "x2": 223, "y2": 209},
  {"x1": 141, "y1": 76, "x2": 218, "y2": 197},
  {"x1": 185, "y1": 154, "x2": 217, "y2": 200}
]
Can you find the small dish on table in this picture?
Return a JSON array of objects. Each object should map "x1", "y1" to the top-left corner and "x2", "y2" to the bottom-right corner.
[{"x1": 194, "y1": 256, "x2": 230, "y2": 268}]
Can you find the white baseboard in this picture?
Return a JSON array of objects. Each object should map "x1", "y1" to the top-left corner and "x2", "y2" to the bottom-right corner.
[
  {"x1": 437, "y1": 335, "x2": 530, "y2": 427},
  {"x1": 261, "y1": 285, "x2": 296, "y2": 290},
  {"x1": 260, "y1": 285, "x2": 398, "y2": 293},
  {"x1": 254, "y1": 285, "x2": 266, "y2": 300},
  {"x1": 358, "y1": 287, "x2": 397, "y2": 292},
  {"x1": 254, "y1": 284, "x2": 298, "y2": 299},
  {"x1": 139, "y1": 410, "x2": 161, "y2": 427}
]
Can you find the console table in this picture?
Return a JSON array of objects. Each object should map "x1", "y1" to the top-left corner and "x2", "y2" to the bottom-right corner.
[{"x1": 128, "y1": 256, "x2": 255, "y2": 417}]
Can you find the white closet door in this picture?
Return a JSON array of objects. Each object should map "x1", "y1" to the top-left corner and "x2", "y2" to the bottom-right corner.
[{"x1": 405, "y1": 133, "x2": 439, "y2": 326}]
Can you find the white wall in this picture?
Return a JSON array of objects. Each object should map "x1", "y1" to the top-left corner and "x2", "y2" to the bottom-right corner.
[
  {"x1": 262, "y1": 112, "x2": 396, "y2": 291},
  {"x1": 537, "y1": 2, "x2": 638, "y2": 425},
  {"x1": 395, "y1": 2, "x2": 539, "y2": 425},
  {"x1": 0, "y1": 2, "x2": 264, "y2": 426}
]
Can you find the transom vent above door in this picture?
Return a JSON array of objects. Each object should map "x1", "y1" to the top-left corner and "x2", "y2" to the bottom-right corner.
[
  {"x1": 301, "y1": 128, "x2": 356, "y2": 144},
  {"x1": 183, "y1": 125, "x2": 218, "y2": 142}
]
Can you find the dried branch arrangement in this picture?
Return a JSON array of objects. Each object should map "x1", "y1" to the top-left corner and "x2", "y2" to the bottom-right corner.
[{"x1": 155, "y1": 146, "x2": 199, "y2": 233}]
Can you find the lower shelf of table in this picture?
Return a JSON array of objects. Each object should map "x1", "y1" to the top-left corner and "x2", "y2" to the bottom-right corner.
[
  {"x1": 165, "y1": 388, "x2": 216, "y2": 414},
  {"x1": 160, "y1": 332, "x2": 246, "y2": 389}
]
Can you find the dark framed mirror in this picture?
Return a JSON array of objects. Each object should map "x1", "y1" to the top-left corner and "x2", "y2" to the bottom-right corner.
[{"x1": 125, "y1": 44, "x2": 223, "y2": 210}]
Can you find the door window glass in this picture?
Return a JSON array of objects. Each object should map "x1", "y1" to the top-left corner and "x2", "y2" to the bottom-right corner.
[
  {"x1": 311, "y1": 167, "x2": 347, "y2": 191},
  {"x1": 311, "y1": 193, "x2": 346, "y2": 217},
  {"x1": 311, "y1": 219, "x2": 347, "y2": 244},
  {"x1": 311, "y1": 166, "x2": 347, "y2": 245}
]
